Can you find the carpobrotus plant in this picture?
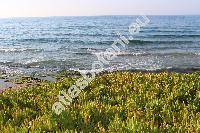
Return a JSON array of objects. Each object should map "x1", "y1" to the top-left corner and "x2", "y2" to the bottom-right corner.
[{"x1": 0, "y1": 71, "x2": 200, "y2": 132}]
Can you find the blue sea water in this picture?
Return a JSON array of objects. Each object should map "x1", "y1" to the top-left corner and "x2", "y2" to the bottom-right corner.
[{"x1": 0, "y1": 16, "x2": 200, "y2": 75}]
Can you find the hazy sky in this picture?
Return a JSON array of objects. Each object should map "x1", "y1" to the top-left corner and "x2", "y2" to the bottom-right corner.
[{"x1": 0, "y1": 0, "x2": 199, "y2": 18}]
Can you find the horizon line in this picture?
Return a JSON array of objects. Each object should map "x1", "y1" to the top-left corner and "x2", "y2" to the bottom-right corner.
[{"x1": 0, "y1": 14, "x2": 200, "y2": 19}]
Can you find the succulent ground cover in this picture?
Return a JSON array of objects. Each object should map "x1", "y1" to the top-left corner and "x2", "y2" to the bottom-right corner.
[{"x1": 0, "y1": 71, "x2": 200, "y2": 132}]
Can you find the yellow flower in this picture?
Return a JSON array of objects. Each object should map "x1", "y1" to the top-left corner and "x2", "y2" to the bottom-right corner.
[{"x1": 197, "y1": 91, "x2": 200, "y2": 99}]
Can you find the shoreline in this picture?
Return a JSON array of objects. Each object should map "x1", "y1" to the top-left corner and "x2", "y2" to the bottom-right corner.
[{"x1": 0, "y1": 67, "x2": 200, "y2": 92}]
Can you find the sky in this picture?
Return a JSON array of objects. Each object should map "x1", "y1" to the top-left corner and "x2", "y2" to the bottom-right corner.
[{"x1": 0, "y1": 0, "x2": 199, "y2": 18}]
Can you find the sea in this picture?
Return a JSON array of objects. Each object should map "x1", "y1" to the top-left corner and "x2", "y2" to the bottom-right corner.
[{"x1": 0, "y1": 15, "x2": 200, "y2": 76}]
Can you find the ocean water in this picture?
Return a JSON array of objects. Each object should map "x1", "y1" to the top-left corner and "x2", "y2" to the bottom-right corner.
[{"x1": 0, "y1": 16, "x2": 200, "y2": 75}]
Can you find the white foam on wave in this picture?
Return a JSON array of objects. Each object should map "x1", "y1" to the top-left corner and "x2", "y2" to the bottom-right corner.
[
  {"x1": 91, "y1": 51, "x2": 145, "y2": 57},
  {"x1": 0, "y1": 45, "x2": 43, "y2": 52}
]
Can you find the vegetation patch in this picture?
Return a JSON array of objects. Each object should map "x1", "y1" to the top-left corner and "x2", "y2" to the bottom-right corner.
[{"x1": 0, "y1": 71, "x2": 200, "y2": 132}]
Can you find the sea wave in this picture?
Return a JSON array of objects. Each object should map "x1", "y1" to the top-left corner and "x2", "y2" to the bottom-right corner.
[
  {"x1": 91, "y1": 51, "x2": 145, "y2": 57},
  {"x1": 149, "y1": 34, "x2": 200, "y2": 38},
  {"x1": 0, "y1": 47, "x2": 43, "y2": 53},
  {"x1": 99, "y1": 39, "x2": 196, "y2": 46}
]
